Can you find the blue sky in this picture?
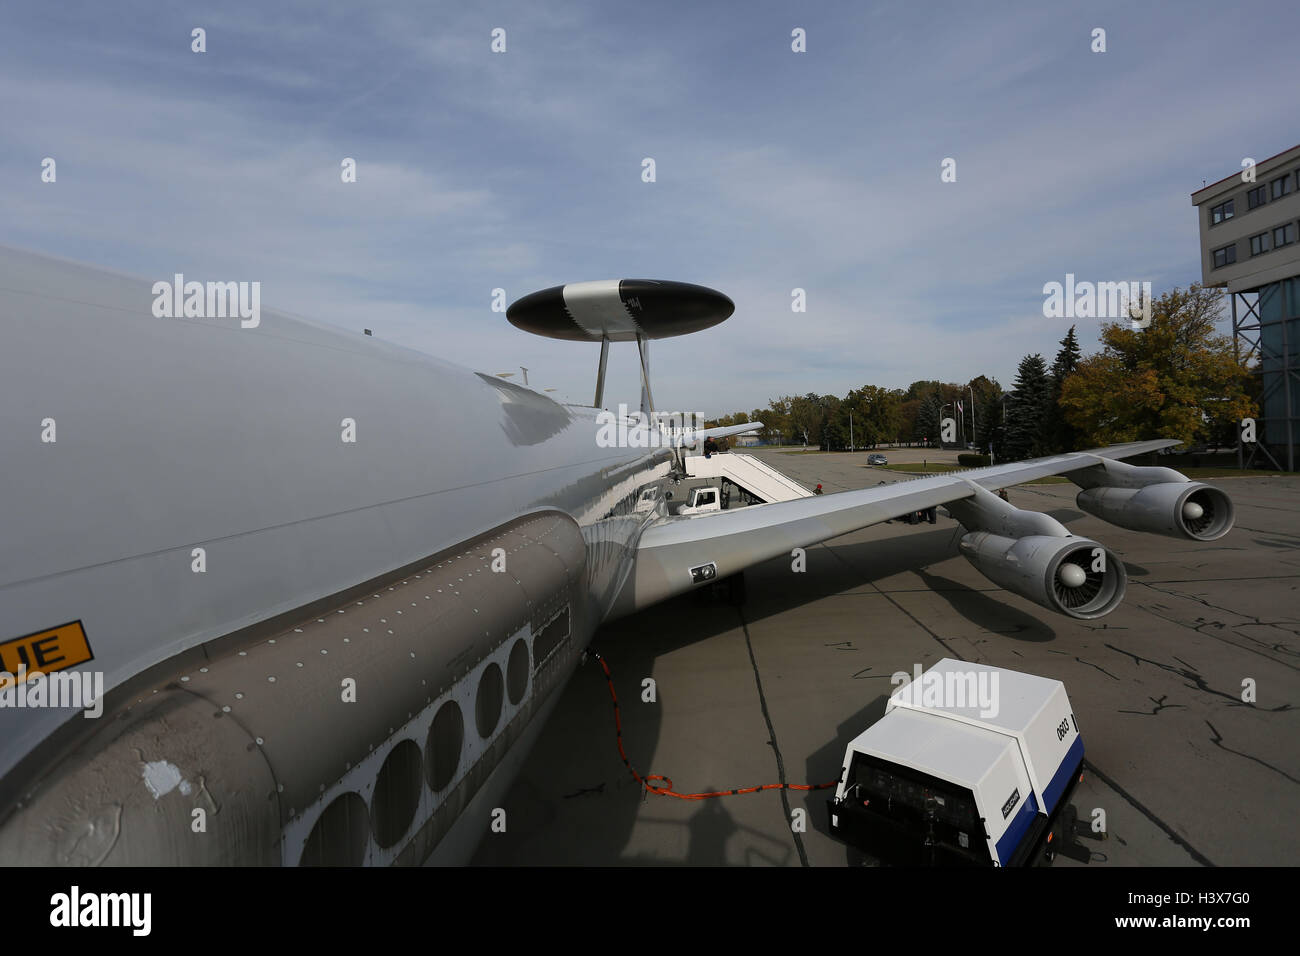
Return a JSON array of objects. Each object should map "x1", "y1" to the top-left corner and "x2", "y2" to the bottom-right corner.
[{"x1": 4, "y1": 0, "x2": 1298, "y2": 415}]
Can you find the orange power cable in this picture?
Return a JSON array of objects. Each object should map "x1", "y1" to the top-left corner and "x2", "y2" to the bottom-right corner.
[{"x1": 589, "y1": 650, "x2": 839, "y2": 800}]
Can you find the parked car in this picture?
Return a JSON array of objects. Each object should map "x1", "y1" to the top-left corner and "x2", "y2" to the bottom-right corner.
[{"x1": 867, "y1": 454, "x2": 888, "y2": 466}]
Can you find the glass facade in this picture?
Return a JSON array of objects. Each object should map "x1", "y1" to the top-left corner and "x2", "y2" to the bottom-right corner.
[{"x1": 1257, "y1": 276, "x2": 1300, "y2": 450}]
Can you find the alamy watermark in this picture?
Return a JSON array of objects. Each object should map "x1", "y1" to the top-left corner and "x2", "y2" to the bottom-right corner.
[
  {"x1": 891, "y1": 663, "x2": 1000, "y2": 718},
  {"x1": 596, "y1": 404, "x2": 706, "y2": 448},
  {"x1": 0, "y1": 665, "x2": 103, "y2": 717},
  {"x1": 1043, "y1": 274, "x2": 1151, "y2": 329},
  {"x1": 50, "y1": 886, "x2": 150, "y2": 936},
  {"x1": 152, "y1": 274, "x2": 260, "y2": 328}
]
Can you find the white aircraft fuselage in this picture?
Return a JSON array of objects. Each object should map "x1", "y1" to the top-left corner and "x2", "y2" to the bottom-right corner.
[{"x1": 0, "y1": 247, "x2": 676, "y2": 865}]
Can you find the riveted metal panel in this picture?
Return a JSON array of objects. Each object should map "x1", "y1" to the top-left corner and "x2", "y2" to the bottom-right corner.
[{"x1": 0, "y1": 511, "x2": 584, "y2": 865}]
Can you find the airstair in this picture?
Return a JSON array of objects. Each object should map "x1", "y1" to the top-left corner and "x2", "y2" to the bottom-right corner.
[{"x1": 683, "y1": 453, "x2": 812, "y2": 503}]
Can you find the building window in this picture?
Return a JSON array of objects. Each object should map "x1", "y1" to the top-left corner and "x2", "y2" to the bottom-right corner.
[
  {"x1": 1210, "y1": 200, "x2": 1234, "y2": 224},
  {"x1": 1213, "y1": 244, "x2": 1237, "y2": 268},
  {"x1": 1274, "y1": 223, "x2": 1296, "y2": 248},
  {"x1": 1250, "y1": 232, "x2": 1270, "y2": 256},
  {"x1": 1247, "y1": 185, "x2": 1268, "y2": 209},
  {"x1": 1271, "y1": 175, "x2": 1293, "y2": 201}
]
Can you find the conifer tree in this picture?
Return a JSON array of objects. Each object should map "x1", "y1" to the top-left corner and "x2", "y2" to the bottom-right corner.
[
  {"x1": 914, "y1": 393, "x2": 942, "y2": 445},
  {"x1": 1003, "y1": 354, "x2": 1051, "y2": 460},
  {"x1": 1046, "y1": 325, "x2": 1082, "y2": 452},
  {"x1": 975, "y1": 379, "x2": 1006, "y2": 460}
]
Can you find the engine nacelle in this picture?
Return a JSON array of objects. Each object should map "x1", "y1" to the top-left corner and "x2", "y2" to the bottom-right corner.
[
  {"x1": 959, "y1": 532, "x2": 1127, "y2": 620},
  {"x1": 1076, "y1": 482, "x2": 1234, "y2": 541}
]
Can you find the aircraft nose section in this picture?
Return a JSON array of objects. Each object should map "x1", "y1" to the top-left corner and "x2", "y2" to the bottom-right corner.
[{"x1": 0, "y1": 689, "x2": 281, "y2": 865}]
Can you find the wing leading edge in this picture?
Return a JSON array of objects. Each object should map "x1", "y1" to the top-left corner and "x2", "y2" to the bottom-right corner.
[{"x1": 608, "y1": 440, "x2": 1182, "y2": 618}]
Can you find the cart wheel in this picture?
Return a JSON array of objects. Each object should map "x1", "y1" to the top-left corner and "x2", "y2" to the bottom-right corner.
[{"x1": 1041, "y1": 810, "x2": 1072, "y2": 866}]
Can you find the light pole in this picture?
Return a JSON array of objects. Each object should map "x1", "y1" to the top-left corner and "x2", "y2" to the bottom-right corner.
[
  {"x1": 970, "y1": 385, "x2": 976, "y2": 445},
  {"x1": 990, "y1": 393, "x2": 1010, "y2": 463}
]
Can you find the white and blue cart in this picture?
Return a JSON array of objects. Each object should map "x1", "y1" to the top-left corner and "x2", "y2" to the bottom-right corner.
[{"x1": 828, "y1": 659, "x2": 1085, "y2": 866}]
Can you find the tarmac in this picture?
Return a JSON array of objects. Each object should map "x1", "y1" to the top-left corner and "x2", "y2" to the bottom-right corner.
[{"x1": 471, "y1": 446, "x2": 1299, "y2": 866}]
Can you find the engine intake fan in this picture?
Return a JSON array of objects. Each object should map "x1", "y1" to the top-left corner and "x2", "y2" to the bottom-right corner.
[
  {"x1": 1076, "y1": 482, "x2": 1234, "y2": 541},
  {"x1": 958, "y1": 532, "x2": 1127, "y2": 620},
  {"x1": 946, "y1": 480, "x2": 1126, "y2": 620}
]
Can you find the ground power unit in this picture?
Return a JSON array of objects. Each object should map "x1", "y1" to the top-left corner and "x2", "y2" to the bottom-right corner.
[{"x1": 828, "y1": 659, "x2": 1085, "y2": 866}]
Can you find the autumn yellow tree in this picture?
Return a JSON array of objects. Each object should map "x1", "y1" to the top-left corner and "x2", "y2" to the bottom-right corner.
[{"x1": 1058, "y1": 285, "x2": 1255, "y2": 447}]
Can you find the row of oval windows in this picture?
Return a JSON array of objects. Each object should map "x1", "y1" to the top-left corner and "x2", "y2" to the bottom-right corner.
[{"x1": 300, "y1": 636, "x2": 530, "y2": 865}]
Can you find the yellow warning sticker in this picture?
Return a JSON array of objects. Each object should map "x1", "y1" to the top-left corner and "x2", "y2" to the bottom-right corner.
[{"x1": 0, "y1": 621, "x2": 94, "y2": 684}]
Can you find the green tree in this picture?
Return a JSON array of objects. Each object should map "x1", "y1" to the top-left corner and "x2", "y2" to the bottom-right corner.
[
  {"x1": 821, "y1": 394, "x2": 846, "y2": 449},
  {"x1": 904, "y1": 380, "x2": 943, "y2": 402},
  {"x1": 765, "y1": 396, "x2": 793, "y2": 445},
  {"x1": 898, "y1": 398, "x2": 921, "y2": 444},
  {"x1": 961, "y1": 375, "x2": 997, "y2": 447},
  {"x1": 1003, "y1": 354, "x2": 1051, "y2": 460},
  {"x1": 789, "y1": 392, "x2": 826, "y2": 447},
  {"x1": 861, "y1": 385, "x2": 903, "y2": 446},
  {"x1": 837, "y1": 384, "x2": 902, "y2": 448},
  {"x1": 974, "y1": 378, "x2": 1006, "y2": 459},
  {"x1": 1059, "y1": 285, "x2": 1255, "y2": 447},
  {"x1": 1046, "y1": 325, "x2": 1083, "y2": 453},
  {"x1": 914, "y1": 393, "x2": 942, "y2": 445}
]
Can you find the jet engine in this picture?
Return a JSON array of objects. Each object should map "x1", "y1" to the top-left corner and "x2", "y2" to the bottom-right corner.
[
  {"x1": 1068, "y1": 458, "x2": 1234, "y2": 542},
  {"x1": 958, "y1": 531, "x2": 1126, "y2": 620},
  {"x1": 945, "y1": 480, "x2": 1126, "y2": 620},
  {"x1": 1076, "y1": 482, "x2": 1233, "y2": 541}
]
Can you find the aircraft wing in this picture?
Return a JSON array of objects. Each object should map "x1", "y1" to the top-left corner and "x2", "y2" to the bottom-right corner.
[{"x1": 609, "y1": 439, "x2": 1180, "y2": 617}]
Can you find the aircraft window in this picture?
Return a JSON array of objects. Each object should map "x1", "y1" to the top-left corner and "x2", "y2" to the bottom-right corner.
[
  {"x1": 300, "y1": 791, "x2": 369, "y2": 866},
  {"x1": 371, "y1": 739, "x2": 422, "y2": 848},
  {"x1": 425, "y1": 700, "x2": 463, "y2": 792},
  {"x1": 506, "y1": 638, "x2": 530, "y2": 705},
  {"x1": 475, "y1": 663, "x2": 504, "y2": 738}
]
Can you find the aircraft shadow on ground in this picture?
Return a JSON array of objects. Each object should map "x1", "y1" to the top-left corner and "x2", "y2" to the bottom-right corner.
[
  {"x1": 478, "y1": 511, "x2": 1089, "y2": 865},
  {"x1": 474, "y1": 598, "x2": 757, "y2": 865},
  {"x1": 909, "y1": 567, "x2": 1056, "y2": 643},
  {"x1": 736, "y1": 525, "x2": 1058, "y2": 644}
]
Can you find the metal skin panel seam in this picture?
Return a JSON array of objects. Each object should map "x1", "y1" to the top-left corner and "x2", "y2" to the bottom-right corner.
[{"x1": 0, "y1": 511, "x2": 586, "y2": 865}]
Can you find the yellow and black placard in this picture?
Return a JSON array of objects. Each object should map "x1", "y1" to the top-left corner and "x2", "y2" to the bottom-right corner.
[{"x1": 0, "y1": 621, "x2": 94, "y2": 683}]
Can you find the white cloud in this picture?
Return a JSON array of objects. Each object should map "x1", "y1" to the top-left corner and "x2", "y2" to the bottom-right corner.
[{"x1": 1, "y1": 0, "x2": 1295, "y2": 413}]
